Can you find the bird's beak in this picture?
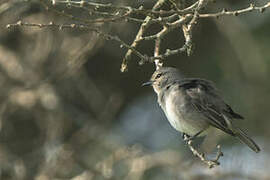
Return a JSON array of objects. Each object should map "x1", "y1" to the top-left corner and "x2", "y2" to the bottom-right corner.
[{"x1": 142, "y1": 81, "x2": 153, "y2": 87}]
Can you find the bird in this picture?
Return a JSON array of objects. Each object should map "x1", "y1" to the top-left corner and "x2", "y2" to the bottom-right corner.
[{"x1": 142, "y1": 66, "x2": 260, "y2": 153}]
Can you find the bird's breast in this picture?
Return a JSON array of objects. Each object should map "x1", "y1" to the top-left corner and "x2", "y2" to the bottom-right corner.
[{"x1": 162, "y1": 89, "x2": 209, "y2": 136}]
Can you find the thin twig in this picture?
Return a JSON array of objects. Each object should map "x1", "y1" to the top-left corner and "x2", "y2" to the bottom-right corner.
[
  {"x1": 9, "y1": 0, "x2": 270, "y2": 73},
  {"x1": 54, "y1": 0, "x2": 198, "y2": 16},
  {"x1": 183, "y1": 134, "x2": 223, "y2": 168},
  {"x1": 120, "y1": 0, "x2": 167, "y2": 72},
  {"x1": 181, "y1": 0, "x2": 208, "y2": 56},
  {"x1": 6, "y1": 21, "x2": 149, "y2": 63},
  {"x1": 154, "y1": 38, "x2": 162, "y2": 69},
  {"x1": 199, "y1": 2, "x2": 270, "y2": 18}
]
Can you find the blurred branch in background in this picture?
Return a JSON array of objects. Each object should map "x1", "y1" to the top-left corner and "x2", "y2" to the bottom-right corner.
[{"x1": 1, "y1": 0, "x2": 270, "y2": 179}]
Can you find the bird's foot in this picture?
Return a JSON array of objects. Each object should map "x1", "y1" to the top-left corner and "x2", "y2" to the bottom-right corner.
[
  {"x1": 182, "y1": 130, "x2": 203, "y2": 142},
  {"x1": 182, "y1": 133, "x2": 189, "y2": 141}
]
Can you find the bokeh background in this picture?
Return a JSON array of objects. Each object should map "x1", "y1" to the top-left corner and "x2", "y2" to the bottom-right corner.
[{"x1": 0, "y1": 0, "x2": 270, "y2": 179}]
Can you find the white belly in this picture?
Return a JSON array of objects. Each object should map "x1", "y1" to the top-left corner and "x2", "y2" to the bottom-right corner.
[{"x1": 164, "y1": 97, "x2": 209, "y2": 136}]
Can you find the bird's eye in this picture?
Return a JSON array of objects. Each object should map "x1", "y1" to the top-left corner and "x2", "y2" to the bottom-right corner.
[{"x1": 156, "y1": 73, "x2": 162, "y2": 79}]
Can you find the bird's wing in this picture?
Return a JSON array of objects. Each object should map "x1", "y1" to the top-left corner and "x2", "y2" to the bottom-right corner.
[{"x1": 178, "y1": 78, "x2": 243, "y2": 135}]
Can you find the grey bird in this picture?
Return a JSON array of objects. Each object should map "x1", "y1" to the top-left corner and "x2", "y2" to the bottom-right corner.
[{"x1": 143, "y1": 67, "x2": 260, "y2": 153}]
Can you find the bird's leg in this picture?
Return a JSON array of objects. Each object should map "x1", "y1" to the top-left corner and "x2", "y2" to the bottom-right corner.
[
  {"x1": 182, "y1": 133, "x2": 189, "y2": 140},
  {"x1": 182, "y1": 130, "x2": 203, "y2": 142}
]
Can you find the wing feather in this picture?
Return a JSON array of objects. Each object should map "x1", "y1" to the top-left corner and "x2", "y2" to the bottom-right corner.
[{"x1": 179, "y1": 78, "x2": 239, "y2": 136}]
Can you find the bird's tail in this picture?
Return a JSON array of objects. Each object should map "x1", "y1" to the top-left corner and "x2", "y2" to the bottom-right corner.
[{"x1": 234, "y1": 127, "x2": 260, "y2": 153}]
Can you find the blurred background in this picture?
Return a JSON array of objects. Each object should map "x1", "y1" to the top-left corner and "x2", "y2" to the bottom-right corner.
[{"x1": 0, "y1": 0, "x2": 270, "y2": 179}]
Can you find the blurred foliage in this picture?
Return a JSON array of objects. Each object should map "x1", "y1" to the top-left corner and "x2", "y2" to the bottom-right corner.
[{"x1": 0, "y1": 0, "x2": 270, "y2": 179}]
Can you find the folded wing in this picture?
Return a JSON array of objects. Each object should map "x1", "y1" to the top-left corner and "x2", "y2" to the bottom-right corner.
[{"x1": 178, "y1": 78, "x2": 242, "y2": 136}]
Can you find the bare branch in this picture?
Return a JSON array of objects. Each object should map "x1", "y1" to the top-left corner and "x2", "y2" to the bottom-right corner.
[
  {"x1": 6, "y1": 21, "x2": 150, "y2": 63},
  {"x1": 34, "y1": 1, "x2": 270, "y2": 72},
  {"x1": 183, "y1": 134, "x2": 223, "y2": 168},
  {"x1": 199, "y1": 2, "x2": 270, "y2": 18},
  {"x1": 54, "y1": 0, "x2": 198, "y2": 16},
  {"x1": 121, "y1": 0, "x2": 167, "y2": 72},
  {"x1": 154, "y1": 38, "x2": 163, "y2": 69}
]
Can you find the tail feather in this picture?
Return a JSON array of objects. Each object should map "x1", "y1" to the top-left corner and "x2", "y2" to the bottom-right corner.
[{"x1": 234, "y1": 127, "x2": 260, "y2": 153}]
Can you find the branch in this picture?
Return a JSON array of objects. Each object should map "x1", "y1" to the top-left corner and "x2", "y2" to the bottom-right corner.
[
  {"x1": 53, "y1": 0, "x2": 198, "y2": 16},
  {"x1": 120, "y1": 0, "x2": 167, "y2": 72},
  {"x1": 154, "y1": 38, "x2": 162, "y2": 69},
  {"x1": 7, "y1": 0, "x2": 270, "y2": 73},
  {"x1": 6, "y1": 21, "x2": 149, "y2": 63},
  {"x1": 199, "y1": 2, "x2": 270, "y2": 18},
  {"x1": 183, "y1": 134, "x2": 223, "y2": 168}
]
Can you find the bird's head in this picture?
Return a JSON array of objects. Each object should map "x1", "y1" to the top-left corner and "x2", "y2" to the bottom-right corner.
[{"x1": 142, "y1": 67, "x2": 182, "y2": 94}]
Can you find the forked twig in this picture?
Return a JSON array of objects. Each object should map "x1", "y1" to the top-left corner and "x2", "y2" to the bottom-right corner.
[
  {"x1": 183, "y1": 134, "x2": 223, "y2": 168},
  {"x1": 121, "y1": 0, "x2": 167, "y2": 72},
  {"x1": 9, "y1": 0, "x2": 270, "y2": 72}
]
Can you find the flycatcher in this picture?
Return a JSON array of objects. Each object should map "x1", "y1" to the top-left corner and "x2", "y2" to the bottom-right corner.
[{"x1": 143, "y1": 67, "x2": 260, "y2": 153}]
